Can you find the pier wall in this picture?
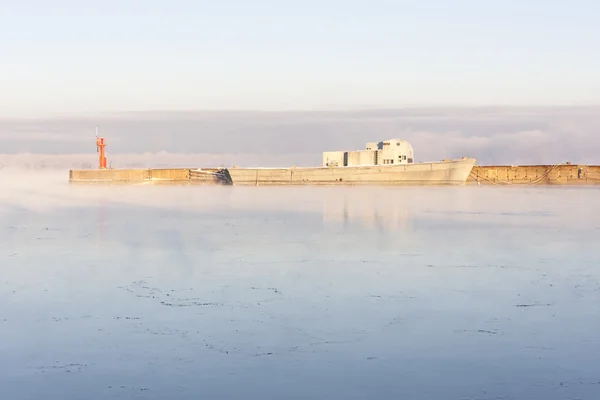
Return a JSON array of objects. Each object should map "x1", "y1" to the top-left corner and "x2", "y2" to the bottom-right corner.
[
  {"x1": 147, "y1": 169, "x2": 190, "y2": 181},
  {"x1": 69, "y1": 164, "x2": 600, "y2": 186},
  {"x1": 69, "y1": 168, "x2": 198, "y2": 184},
  {"x1": 467, "y1": 165, "x2": 600, "y2": 185},
  {"x1": 69, "y1": 168, "x2": 150, "y2": 183}
]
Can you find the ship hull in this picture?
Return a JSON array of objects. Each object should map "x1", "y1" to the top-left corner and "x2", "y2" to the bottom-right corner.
[{"x1": 227, "y1": 157, "x2": 476, "y2": 186}]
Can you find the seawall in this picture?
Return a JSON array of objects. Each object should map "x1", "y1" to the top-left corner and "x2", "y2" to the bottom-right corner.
[
  {"x1": 467, "y1": 164, "x2": 600, "y2": 185},
  {"x1": 68, "y1": 163, "x2": 600, "y2": 186},
  {"x1": 68, "y1": 168, "x2": 231, "y2": 185}
]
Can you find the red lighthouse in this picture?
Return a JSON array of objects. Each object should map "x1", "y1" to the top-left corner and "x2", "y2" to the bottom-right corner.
[{"x1": 95, "y1": 127, "x2": 108, "y2": 169}]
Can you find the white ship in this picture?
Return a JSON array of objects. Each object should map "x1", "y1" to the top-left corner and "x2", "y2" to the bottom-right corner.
[{"x1": 226, "y1": 139, "x2": 476, "y2": 185}]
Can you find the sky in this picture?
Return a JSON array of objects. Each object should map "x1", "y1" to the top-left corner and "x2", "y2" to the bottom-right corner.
[{"x1": 1, "y1": 0, "x2": 600, "y2": 116}]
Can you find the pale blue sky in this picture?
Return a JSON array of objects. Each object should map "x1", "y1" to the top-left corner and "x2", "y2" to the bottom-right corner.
[{"x1": 1, "y1": 0, "x2": 599, "y2": 116}]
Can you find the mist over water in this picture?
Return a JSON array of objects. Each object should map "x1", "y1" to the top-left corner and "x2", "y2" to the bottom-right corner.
[{"x1": 1, "y1": 171, "x2": 600, "y2": 399}]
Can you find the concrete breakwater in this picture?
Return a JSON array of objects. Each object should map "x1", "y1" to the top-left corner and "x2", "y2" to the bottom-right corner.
[
  {"x1": 68, "y1": 168, "x2": 233, "y2": 185},
  {"x1": 467, "y1": 164, "x2": 600, "y2": 185},
  {"x1": 68, "y1": 163, "x2": 600, "y2": 186}
]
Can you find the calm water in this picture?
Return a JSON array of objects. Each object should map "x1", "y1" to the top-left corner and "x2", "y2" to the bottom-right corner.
[{"x1": 1, "y1": 172, "x2": 600, "y2": 399}]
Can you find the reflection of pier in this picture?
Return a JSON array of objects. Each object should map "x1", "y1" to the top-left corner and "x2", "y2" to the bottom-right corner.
[
  {"x1": 322, "y1": 191, "x2": 413, "y2": 232},
  {"x1": 96, "y1": 199, "x2": 106, "y2": 247}
]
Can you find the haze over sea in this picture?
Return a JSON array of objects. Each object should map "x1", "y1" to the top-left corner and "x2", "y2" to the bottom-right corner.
[
  {"x1": 1, "y1": 107, "x2": 600, "y2": 400},
  {"x1": 2, "y1": 106, "x2": 600, "y2": 169},
  {"x1": 3, "y1": 0, "x2": 600, "y2": 398},
  {"x1": 1, "y1": 169, "x2": 600, "y2": 399}
]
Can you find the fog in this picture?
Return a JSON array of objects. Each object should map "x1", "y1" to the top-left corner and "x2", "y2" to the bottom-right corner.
[
  {"x1": 3, "y1": 107, "x2": 600, "y2": 399},
  {"x1": 0, "y1": 168, "x2": 596, "y2": 229},
  {"x1": 1, "y1": 106, "x2": 599, "y2": 169}
]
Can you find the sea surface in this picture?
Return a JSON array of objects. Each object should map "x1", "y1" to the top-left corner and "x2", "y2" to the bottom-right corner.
[{"x1": 1, "y1": 172, "x2": 600, "y2": 400}]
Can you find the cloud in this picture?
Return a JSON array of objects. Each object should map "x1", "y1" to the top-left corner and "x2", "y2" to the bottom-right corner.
[
  {"x1": 0, "y1": 152, "x2": 317, "y2": 170},
  {"x1": 1, "y1": 106, "x2": 599, "y2": 166}
]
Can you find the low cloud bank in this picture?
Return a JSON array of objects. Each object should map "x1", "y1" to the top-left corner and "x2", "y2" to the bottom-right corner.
[
  {"x1": 1, "y1": 106, "x2": 599, "y2": 167},
  {"x1": 0, "y1": 152, "x2": 316, "y2": 170}
]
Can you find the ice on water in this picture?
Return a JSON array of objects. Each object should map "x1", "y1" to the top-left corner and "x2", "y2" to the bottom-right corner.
[{"x1": 1, "y1": 171, "x2": 600, "y2": 399}]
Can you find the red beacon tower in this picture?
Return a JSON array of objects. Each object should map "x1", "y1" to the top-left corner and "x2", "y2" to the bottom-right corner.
[{"x1": 95, "y1": 126, "x2": 108, "y2": 169}]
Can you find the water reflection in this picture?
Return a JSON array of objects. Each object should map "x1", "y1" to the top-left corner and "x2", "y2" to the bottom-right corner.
[
  {"x1": 322, "y1": 191, "x2": 412, "y2": 232},
  {"x1": 1, "y1": 178, "x2": 600, "y2": 400}
]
